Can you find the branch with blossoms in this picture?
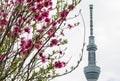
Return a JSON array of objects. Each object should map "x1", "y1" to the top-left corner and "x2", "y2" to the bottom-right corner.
[{"x1": 0, "y1": 0, "x2": 84, "y2": 81}]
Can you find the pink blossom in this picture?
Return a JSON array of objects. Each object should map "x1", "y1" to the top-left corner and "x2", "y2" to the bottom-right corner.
[
  {"x1": 36, "y1": 0, "x2": 43, "y2": 3},
  {"x1": 19, "y1": 49, "x2": 28, "y2": 56},
  {"x1": 37, "y1": 14, "x2": 43, "y2": 21},
  {"x1": 68, "y1": 24, "x2": 73, "y2": 29},
  {"x1": 33, "y1": 14, "x2": 39, "y2": 21},
  {"x1": 61, "y1": 31, "x2": 64, "y2": 36},
  {"x1": 18, "y1": 18, "x2": 22, "y2": 24},
  {"x1": 47, "y1": 28, "x2": 53, "y2": 36},
  {"x1": 29, "y1": 6, "x2": 36, "y2": 11},
  {"x1": 60, "y1": 9, "x2": 68, "y2": 19},
  {"x1": 13, "y1": 26, "x2": 20, "y2": 35},
  {"x1": 52, "y1": 21, "x2": 57, "y2": 26},
  {"x1": 0, "y1": 26, "x2": 3, "y2": 31},
  {"x1": 42, "y1": 26, "x2": 46, "y2": 29},
  {"x1": 44, "y1": 1, "x2": 49, "y2": 7},
  {"x1": 20, "y1": 37, "x2": 26, "y2": 50},
  {"x1": 26, "y1": 0, "x2": 31, "y2": 2},
  {"x1": 38, "y1": 52, "x2": 43, "y2": 57},
  {"x1": 0, "y1": 54, "x2": 5, "y2": 61},
  {"x1": 42, "y1": 11, "x2": 49, "y2": 17},
  {"x1": 44, "y1": 0, "x2": 52, "y2": 7},
  {"x1": 3, "y1": 12, "x2": 8, "y2": 17},
  {"x1": 10, "y1": 0, "x2": 15, "y2": 4},
  {"x1": 36, "y1": 29, "x2": 43, "y2": 33},
  {"x1": 1, "y1": 19, "x2": 8, "y2": 25},
  {"x1": 25, "y1": 39, "x2": 32, "y2": 49},
  {"x1": 38, "y1": 52, "x2": 46, "y2": 63},
  {"x1": 57, "y1": 19, "x2": 62, "y2": 24},
  {"x1": 37, "y1": 3, "x2": 43, "y2": 10},
  {"x1": 47, "y1": 56, "x2": 50, "y2": 60},
  {"x1": 20, "y1": 38, "x2": 32, "y2": 55},
  {"x1": 24, "y1": 27, "x2": 30, "y2": 33},
  {"x1": 22, "y1": 17, "x2": 26, "y2": 21},
  {"x1": 27, "y1": 19, "x2": 31, "y2": 24},
  {"x1": 54, "y1": 61, "x2": 66, "y2": 68},
  {"x1": 59, "y1": 50, "x2": 62, "y2": 55},
  {"x1": 34, "y1": 42, "x2": 40, "y2": 49},
  {"x1": 48, "y1": 7, "x2": 52, "y2": 10},
  {"x1": 50, "y1": 39, "x2": 58, "y2": 46},
  {"x1": 41, "y1": 55, "x2": 46, "y2": 63},
  {"x1": 18, "y1": 17, "x2": 27, "y2": 24},
  {"x1": 18, "y1": 0, "x2": 23, "y2": 3},
  {"x1": 0, "y1": 9, "x2": 4, "y2": 13},
  {"x1": 68, "y1": 4, "x2": 74, "y2": 10},
  {"x1": 45, "y1": 17, "x2": 50, "y2": 22},
  {"x1": 34, "y1": 41, "x2": 42, "y2": 49}
]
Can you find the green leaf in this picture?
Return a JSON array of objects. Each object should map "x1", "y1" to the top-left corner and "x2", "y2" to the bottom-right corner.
[
  {"x1": 61, "y1": 0, "x2": 65, "y2": 2},
  {"x1": 0, "y1": 46, "x2": 6, "y2": 53},
  {"x1": 31, "y1": 23, "x2": 37, "y2": 33},
  {"x1": 63, "y1": 3, "x2": 68, "y2": 9},
  {"x1": 63, "y1": 39, "x2": 68, "y2": 43},
  {"x1": 31, "y1": 71, "x2": 38, "y2": 79},
  {"x1": 0, "y1": 50, "x2": 3, "y2": 54},
  {"x1": 48, "y1": 62, "x2": 54, "y2": 69},
  {"x1": 38, "y1": 78, "x2": 42, "y2": 81},
  {"x1": 14, "y1": 57, "x2": 22, "y2": 63},
  {"x1": 61, "y1": 39, "x2": 68, "y2": 44},
  {"x1": 31, "y1": 23, "x2": 37, "y2": 29}
]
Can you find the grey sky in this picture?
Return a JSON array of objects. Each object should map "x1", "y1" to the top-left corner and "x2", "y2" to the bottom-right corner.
[{"x1": 52, "y1": 0, "x2": 120, "y2": 81}]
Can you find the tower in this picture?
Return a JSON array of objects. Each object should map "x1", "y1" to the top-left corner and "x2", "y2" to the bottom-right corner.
[{"x1": 84, "y1": 4, "x2": 100, "y2": 81}]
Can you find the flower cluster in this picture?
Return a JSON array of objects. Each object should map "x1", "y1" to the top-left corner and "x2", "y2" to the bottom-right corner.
[
  {"x1": 68, "y1": 24, "x2": 73, "y2": 29},
  {"x1": 20, "y1": 38, "x2": 33, "y2": 55},
  {"x1": 50, "y1": 39, "x2": 58, "y2": 47},
  {"x1": 60, "y1": 9, "x2": 68, "y2": 19},
  {"x1": 0, "y1": 10, "x2": 8, "y2": 30},
  {"x1": 38, "y1": 52, "x2": 46, "y2": 63},
  {"x1": 34, "y1": 41, "x2": 42, "y2": 49},
  {"x1": 54, "y1": 61, "x2": 66, "y2": 68},
  {"x1": 24, "y1": 27, "x2": 30, "y2": 34},
  {"x1": 13, "y1": 26, "x2": 20, "y2": 35}
]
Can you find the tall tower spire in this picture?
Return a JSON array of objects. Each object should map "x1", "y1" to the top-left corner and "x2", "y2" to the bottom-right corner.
[
  {"x1": 90, "y1": 4, "x2": 93, "y2": 36},
  {"x1": 84, "y1": 4, "x2": 100, "y2": 81}
]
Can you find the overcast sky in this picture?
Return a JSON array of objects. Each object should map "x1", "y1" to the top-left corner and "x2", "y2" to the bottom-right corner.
[{"x1": 52, "y1": 0, "x2": 120, "y2": 81}]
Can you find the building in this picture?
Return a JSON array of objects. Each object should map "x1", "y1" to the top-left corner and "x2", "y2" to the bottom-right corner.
[{"x1": 84, "y1": 4, "x2": 101, "y2": 81}]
